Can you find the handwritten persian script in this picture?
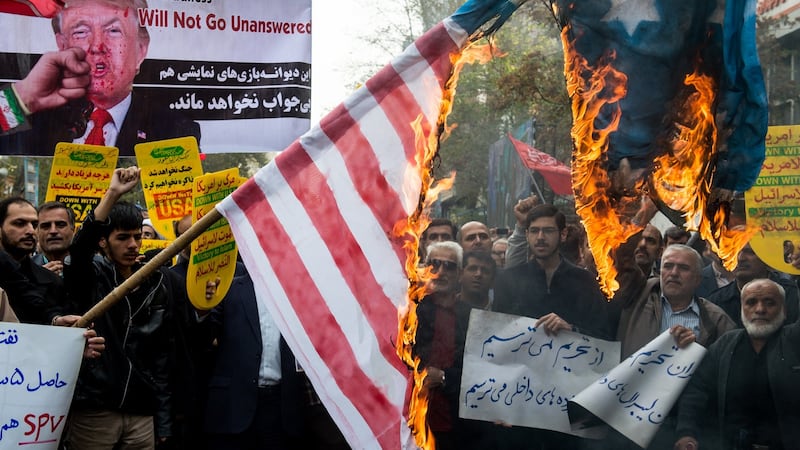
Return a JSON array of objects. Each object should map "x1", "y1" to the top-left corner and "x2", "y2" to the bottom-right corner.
[
  {"x1": 568, "y1": 330, "x2": 707, "y2": 448},
  {"x1": 459, "y1": 309, "x2": 620, "y2": 438}
]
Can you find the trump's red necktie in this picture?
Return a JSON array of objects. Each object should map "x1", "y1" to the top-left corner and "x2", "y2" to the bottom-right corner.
[{"x1": 84, "y1": 109, "x2": 112, "y2": 146}]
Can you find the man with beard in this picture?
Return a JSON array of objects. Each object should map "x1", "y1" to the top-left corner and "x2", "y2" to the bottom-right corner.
[
  {"x1": 708, "y1": 242, "x2": 800, "y2": 327},
  {"x1": 494, "y1": 204, "x2": 611, "y2": 339},
  {"x1": 493, "y1": 204, "x2": 611, "y2": 449},
  {"x1": 32, "y1": 201, "x2": 74, "y2": 275},
  {"x1": 0, "y1": 197, "x2": 64, "y2": 324},
  {"x1": 675, "y1": 279, "x2": 800, "y2": 450},
  {"x1": 458, "y1": 250, "x2": 496, "y2": 310},
  {"x1": 634, "y1": 223, "x2": 664, "y2": 277}
]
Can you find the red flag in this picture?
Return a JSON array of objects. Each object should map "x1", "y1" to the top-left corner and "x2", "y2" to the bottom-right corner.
[
  {"x1": 508, "y1": 134, "x2": 573, "y2": 196},
  {"x1": 0, "y1": 0, "x2": 63, "y2": 17},
  {"x1": 216, "y1": 1, "x2": 523, "y2": 448}
]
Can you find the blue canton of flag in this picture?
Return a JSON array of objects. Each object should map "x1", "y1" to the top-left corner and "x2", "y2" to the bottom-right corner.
[{"x1": 557, "y1": 0, "x2": 767, "y2": 192}]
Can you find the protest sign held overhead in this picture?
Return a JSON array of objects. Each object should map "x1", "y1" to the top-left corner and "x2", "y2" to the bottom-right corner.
[
  {"x1": 45, "y1": 143, "x2": 118, "y2": 226},
  {"x1": 187, "y1": 168, "x2": 244, "y2": 310},
  {"x1": 745, "y1": 125, "x2": 800, "y2": 274},
  {"x1": 136, "y1": 136, "x2": 203, "y2": 240}
]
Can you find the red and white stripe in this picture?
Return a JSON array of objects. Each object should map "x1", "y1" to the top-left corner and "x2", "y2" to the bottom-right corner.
[{"x1": 218, "y1": 17, "x2": 469, "y2": 450}]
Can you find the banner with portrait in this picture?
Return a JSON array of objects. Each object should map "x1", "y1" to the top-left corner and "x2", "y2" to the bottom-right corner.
[{"x1": 0, "y1": 0, "x2": 311, "y2": 157}]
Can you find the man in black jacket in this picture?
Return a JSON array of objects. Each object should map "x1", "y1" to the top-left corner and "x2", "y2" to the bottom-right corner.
[
  {"x1": 707, "y1": 243, "x2": 800, "y2": 327},
  {"x1": 494, "y1": 204, "x2": 611, "y2": 340},
  {"x1": 676, "y1": 278, "x2": 800, "y2": 450},
  {"x1": 63, "y1": 166, "x2": 198, "y2": 448},
  {"x1": 492, "y1": 204, "x2": 611, "y2": 450},
  {"x1": 0, "y1": 197, "x2": 65, "y2": 324}
]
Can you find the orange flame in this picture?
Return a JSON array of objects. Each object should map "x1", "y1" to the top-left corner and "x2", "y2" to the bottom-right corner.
[
  {"x1": 395, "y1": 40, "x2": 496, "y2": 450},
  {"x1": 562, "y1": 28, "x2": 756, "y2": 297},
  {"x1": 562, "y1": 29, "x2": 641, "y2": 296},
  {"x1": 649, "y1": 72, "x2": 757, "y2": 269}
]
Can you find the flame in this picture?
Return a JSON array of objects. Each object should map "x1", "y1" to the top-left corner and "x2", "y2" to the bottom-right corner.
[
  {"x1": 562, "y1": 29, "x2": 641, "y2": 296},
  {"x1": 649, "y1": 72, "x2": 757, "y2": 270},
  {"x1": 562, "y1": 28, "x2": 756, "y2": 297},
  {"x1": 395, "y1": 40, "x2": 496, "y2": 449}
]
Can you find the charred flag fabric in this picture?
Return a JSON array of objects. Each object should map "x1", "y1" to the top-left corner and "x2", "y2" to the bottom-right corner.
[
  {"x1": 216, "y1": 0, "x2": 523, "y2": 448},
  {"x1": 556, "y1": 0, "x2": 767, "y2": 192}
]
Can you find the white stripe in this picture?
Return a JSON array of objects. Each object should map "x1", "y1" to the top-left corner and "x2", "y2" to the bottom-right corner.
[
  {"x1": 394, "y1": 45, "x2": 445, "y2": 131},
  {"x1": 303, "y1": 130, "x2": 412, "y2": 310},
  {"x1": 335, "y1": 89, "x2": 423, "y2": 216},
  {"x1": 253, "y1": 162, "x2": 409, "y2": 391},
  {"x1": 219, "y1": 196, "x2": 382, "y2": 449},
  {"x1": 221, "y1": 161, "x2": 410, "y2": 444}
]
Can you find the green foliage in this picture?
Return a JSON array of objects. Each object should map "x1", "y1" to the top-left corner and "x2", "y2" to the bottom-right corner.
[{"x1": 436, "y1": 1, "x2": 572, "y2": 219}]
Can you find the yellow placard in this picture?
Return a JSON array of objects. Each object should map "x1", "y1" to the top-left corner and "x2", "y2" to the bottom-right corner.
[
  {"x1": 140, "y1": 238, "x2": 171, "y2": 254},
  {"x1": 135, "y1": 137, "x2": 203, "y2": 240},
  {"x1": 745, "y1": 125, "x2": 800, "y2": 274},
  {"x1": 186, "y1": 168, "x2": 245, "y2": 310},
  {"x1": 46, "y1": 143, "x2": 119, "y2": 226},
  {"x1": 139, "y1": 239, "x2": 176, "y2": 267}
]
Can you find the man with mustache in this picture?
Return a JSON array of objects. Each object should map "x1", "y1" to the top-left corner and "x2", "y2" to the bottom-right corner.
[
  {"x1": 458, "y1": 250, "x2": 496, "y2": 310},
  {"x1": 0, "y1": 197, "x2": 65, "y2": 324},
  {"x1": 634, "y1": 223, "x2": 664, "y2": 277},
  {"x1": 675, "y1": 279, "x2": 800, "y2": 450},
  {"x1": 613, "y1": 244, "x2": 736, "y2": 449},
  {"x1": 32, "y1": 201, "x2": 75, "y2": 276},
  {"x1": 707, "y1": 242, "x2": 800, "y2": 328},
  {"x1": 493, "y1": 204, "x2": 611, "y2": 449},
  {"x1": 618, "y1": 244, "x2": 735, "y2": 359},
  {"x1": 414, "y1": 241, "x2": 474, "y2": 449}
]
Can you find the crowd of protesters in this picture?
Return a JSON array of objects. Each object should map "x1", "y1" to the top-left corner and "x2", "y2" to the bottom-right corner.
[
  {"x1": 0, "y1": 168, "x2": 348, "y2": 450},
  {"x1": 415, "y1": 194, "x2": 800, "y2": 450}
]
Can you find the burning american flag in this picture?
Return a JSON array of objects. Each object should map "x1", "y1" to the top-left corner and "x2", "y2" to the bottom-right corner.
[
  {"x1": 555, "y1": 0, "x2": 767, "y2": 295},
  {"x1": 216, "y1": 0, "x2": 524, "y2": 448}
]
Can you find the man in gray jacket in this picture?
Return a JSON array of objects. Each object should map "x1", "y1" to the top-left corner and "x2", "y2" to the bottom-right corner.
[
  {"x1": 613, "y1": 244, "x2": 736, "y2": 449},
  {"x1": 617, "y1": 244, "x2": 735, "y2": 359}
]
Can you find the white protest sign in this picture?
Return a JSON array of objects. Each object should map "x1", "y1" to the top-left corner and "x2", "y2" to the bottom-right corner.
[
  {"x1": 0, "y1": 323, "x2": 85, "y2": 449},
  {"x1": 568, "y1": 330, "x2": 707, "y2": 448},
  {"x1": 459, "y1": 309, "x2": 620, "y2": 438}
]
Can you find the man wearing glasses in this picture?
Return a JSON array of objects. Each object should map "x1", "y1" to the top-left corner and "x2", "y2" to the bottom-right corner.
[
  {"x1": 414, "y1": 241, "x2": 475, "y2": 449},
  {"x1": 494, "y1": 204, "x2": 611, "y2": 340},
  {"x1": 492, "y1": 204, "x2": 612, "y2": 449}
]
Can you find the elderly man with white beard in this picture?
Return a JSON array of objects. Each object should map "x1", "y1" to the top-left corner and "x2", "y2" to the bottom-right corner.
[{"x1": 675, "y1": 278, "x2": 800, "y2": 450}]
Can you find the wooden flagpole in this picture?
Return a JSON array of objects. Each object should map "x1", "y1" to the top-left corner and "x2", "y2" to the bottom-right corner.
[{"x1": 74, "y1": 208, "x2": 223, "y2": 328}]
